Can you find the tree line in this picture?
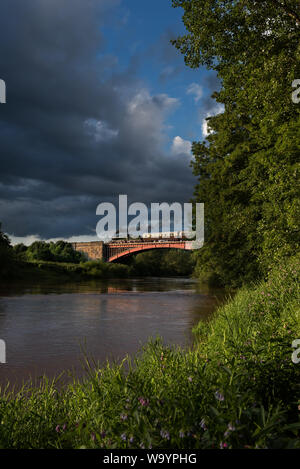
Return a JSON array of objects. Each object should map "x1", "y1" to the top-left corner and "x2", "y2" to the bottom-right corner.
[
  {"x1": 0, "y1": 230, "x2": 86, "y2": 278},
  {"x1": 13, "y1": 240, "x2": 85, "y2": 263},
  {"x1": 172, "y1": 0, "x2": 300, "y2": 287}
]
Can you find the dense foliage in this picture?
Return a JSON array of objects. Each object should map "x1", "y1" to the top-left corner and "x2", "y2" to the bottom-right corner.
[
  {"x1": 13, "y1": 240, "x2": 86, "y2": 264},
  {"x1": 172, "y1": 0, "x2": 300, "y2": 286},
  {"x1": 129, "y1": 249, "x2": 196, "y2": 276},
  {"x1": 0, "y1": 254, "x2": 299, "y2": 449}
]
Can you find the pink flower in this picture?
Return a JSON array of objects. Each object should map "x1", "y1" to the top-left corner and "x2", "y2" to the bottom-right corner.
[
  {"x1": 220, "y1": 442, "x2": 228, "y2": 449},
  {"x1": 138, "y1": 397, "x2": 149, "y2": 407}
]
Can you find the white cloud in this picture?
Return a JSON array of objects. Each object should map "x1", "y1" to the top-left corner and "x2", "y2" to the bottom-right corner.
[
  {"x1": 201, "y1": 103, "x2": 224, "y2": 137},
  {"x1": 128, "y1": 89, "x2": 179, "y2": 115},
  {"x1": 126, "y1": 89, "x2": 180, "y2": 146},
  {"x1": 187, "y1": 83, "x2": 203, "y2": 103},
  {"x1": 171, "y1": 136, "x2": 192, "y2": 156},
  {"x1": 9, "y1": 234, "x2": 42, "y2": 246}
]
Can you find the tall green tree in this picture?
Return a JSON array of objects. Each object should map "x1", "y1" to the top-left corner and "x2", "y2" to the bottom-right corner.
[{"x1": 172, "y1": 0, "x2": 300, "y2": 286}]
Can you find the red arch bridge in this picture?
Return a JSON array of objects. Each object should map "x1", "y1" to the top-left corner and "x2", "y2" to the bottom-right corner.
[{"x1": 72, "y1": 240, "x2": 195, "y2": 263}]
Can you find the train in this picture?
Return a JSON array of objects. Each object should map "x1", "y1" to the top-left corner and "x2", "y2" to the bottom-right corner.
[
  {"x1": 141, "y1": 231, "x2": 192, "y2": 240},
  {"x1": 111, "y1": 231, "x2": 193, "y2": 243}
]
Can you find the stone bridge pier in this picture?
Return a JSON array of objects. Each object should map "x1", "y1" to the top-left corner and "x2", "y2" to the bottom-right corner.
[{"x1": 71, "y1": 241, "x2": 105, "y2": 261}]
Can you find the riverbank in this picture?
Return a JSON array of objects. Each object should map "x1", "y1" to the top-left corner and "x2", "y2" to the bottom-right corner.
[
  {"x1": 3, "y1": 248, "x2": 196, "y2": 283},
  {"x1": 0, "y1": 254, "x2": 299, "y2": 449},
  {"x1": 2, "y1": 259, "x2": 132, "y2": 282}
]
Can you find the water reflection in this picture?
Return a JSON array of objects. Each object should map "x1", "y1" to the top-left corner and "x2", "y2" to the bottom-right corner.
[{"x1": 0, "y1": 278, "x2": 225, "y2": 387}]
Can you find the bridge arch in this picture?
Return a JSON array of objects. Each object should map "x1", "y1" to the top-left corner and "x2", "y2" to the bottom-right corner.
[{"x1": 106, "y1": 241, "x2": 193, "y2": 263}]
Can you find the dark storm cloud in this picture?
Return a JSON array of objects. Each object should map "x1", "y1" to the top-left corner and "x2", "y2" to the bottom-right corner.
[{"x1": 0, "y1": 0, "x2": 195, "y2": 238}]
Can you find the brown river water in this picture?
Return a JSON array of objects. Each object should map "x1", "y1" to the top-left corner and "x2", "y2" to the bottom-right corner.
[{"x1": 0, "y1": 277, "x2": 225, "y2": 387}]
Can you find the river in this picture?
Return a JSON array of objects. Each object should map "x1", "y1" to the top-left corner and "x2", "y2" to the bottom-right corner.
[{"x1": 0, "y1": 277, "x2": 225, "y2": 387}]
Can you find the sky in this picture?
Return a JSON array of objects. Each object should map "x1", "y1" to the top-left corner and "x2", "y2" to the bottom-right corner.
[{"x1": 0, "y1": 0, "x2": 221, "y2": 244}]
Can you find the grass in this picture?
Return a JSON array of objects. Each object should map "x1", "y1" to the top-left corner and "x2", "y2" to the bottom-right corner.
[
  {"x1": 0, "y1": 254, "x2": 299, "y2": 449},
  {"x1": 5, "y1": 259, "x2": 132, "y2": 282}
]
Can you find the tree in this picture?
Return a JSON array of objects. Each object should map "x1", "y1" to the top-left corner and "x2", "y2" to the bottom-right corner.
[
  {"x1": 48, "y1": 241, "x2": 84, "y2": 263},
  {"x1": 172, "y1": 0, "x2": 300, "y2": 286},
  {"x1": 26, "y1": 241, "x2": 53, "y2": 262},
  {"x1": 25, "y1": 240, "x2": 85, "y2": 263},
  {"x1": 13, "y1": 243, "x2": 28, "y2": 261},
  {"x1": 0, "y1": 223, "x2": 13, "y2": 277}
]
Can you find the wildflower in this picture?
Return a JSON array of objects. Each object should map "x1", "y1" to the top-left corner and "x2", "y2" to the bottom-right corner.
[
  {"x1": 129, "y1": 437, "x2": 134, "y2": 444},
  {"x1": 91, "y1": 433, "x2": 96, "y2": 442},
  {"x1": 160, "y1": 430, "x2": 170, "y2": 440},
  {"x1": 138, "y1": 397, "x2": 149, "y2": 407},
  {"x1": 200, "y1": 418, "x2": 207, "y2": 431},
  {"x1": 120, "y1": 414, "x2": 128, "y2": 421},
  {"x1": 100, "y1": 431, "x2": 106, "y2": 438},
  {"x1": 188, "y1": 376, "x2": 193, "y2": 382},
  {"x1": 179, "y1": 431, "x2": 185, "y2": 438},
  {"x1": 215, "y1": 391, "x2": 225, "y2": 401},
  {"x1": 55, "y1": 425, "x2": 60, "y2": 433},
  {"x1": 121, "y1": 433, "x2": 127, "y2": 441},
  {"x1": 220, "y1": 442, "x2": 228, "y2": 449},
  {"x1": 224, "y1": 423, "x2": 236, "y2": 438},
  {"x1": 62, "y1": 423, "x2": 67, "y2": 431},
  {"x1": 140, "y1": 442, "x2": 145, "y2": 449}
]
